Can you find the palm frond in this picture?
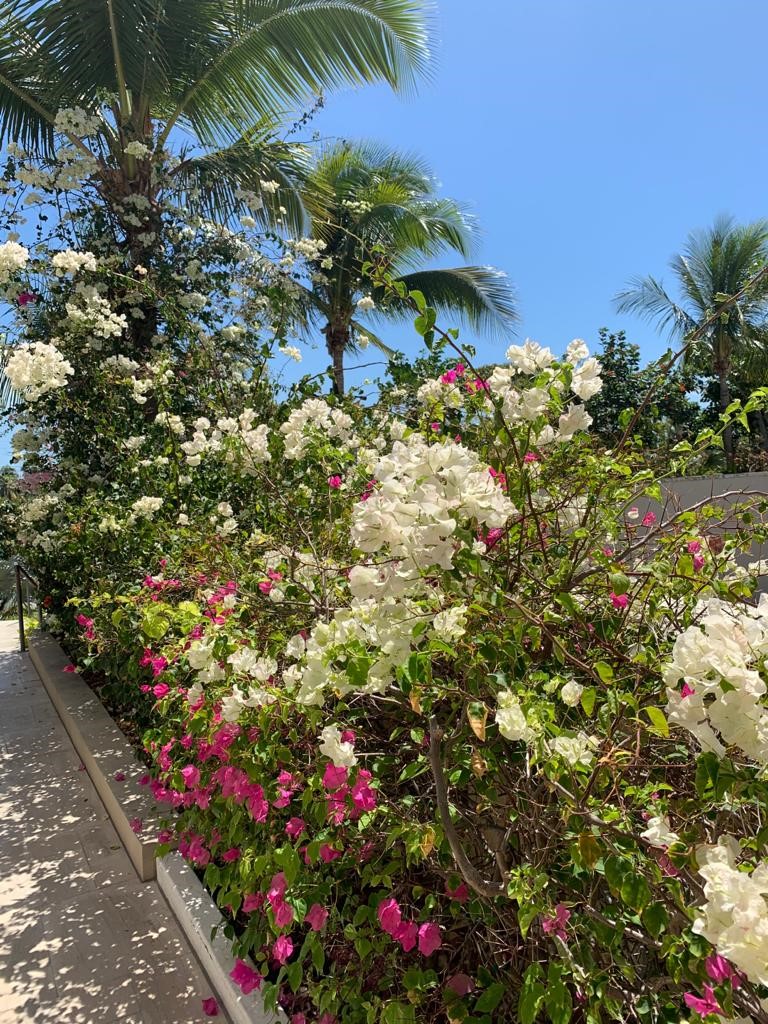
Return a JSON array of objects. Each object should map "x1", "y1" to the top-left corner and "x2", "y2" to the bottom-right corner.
[
  {"x1": 161, "y1": 0, "x2": 434, "y2": 147},
  {"x1": 171, "y1": 131, "x2": 309, "y2": 233},
  {"x1": 0, "y1": 340, "x2": 20, "y2": 413},
  {"x1": 615, "y1": 275, "x2": 698, "y2": 339},
  {"x1": 385, "y1": 265, "x2": 519, "y2": 337}
]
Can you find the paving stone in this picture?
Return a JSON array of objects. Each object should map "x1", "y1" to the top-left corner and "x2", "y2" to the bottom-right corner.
[{"x1": 0, "y1": 625, "x2": 229, "y2": 1023}]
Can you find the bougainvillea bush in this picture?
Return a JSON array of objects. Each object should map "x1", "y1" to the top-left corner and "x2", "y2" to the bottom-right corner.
[{"x1": 7, "y1": 117, "x2": 768, "y2": 1024}]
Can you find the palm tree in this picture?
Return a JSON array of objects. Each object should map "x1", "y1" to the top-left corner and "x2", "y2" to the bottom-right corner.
[
  {"x1": 0, "y1": 1, "x2": 433, "y2": 327},
  {"x1": 296, "y1": 141, "x2": 519, "y2": 393},
  {"x1": 615, "y1": 215, "x2": 768, "y2": 469}
]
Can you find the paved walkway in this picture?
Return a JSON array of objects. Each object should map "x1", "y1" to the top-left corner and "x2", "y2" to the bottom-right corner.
[{"x1": 0, "y1": 621, "x2": 228, "y2": 1023}]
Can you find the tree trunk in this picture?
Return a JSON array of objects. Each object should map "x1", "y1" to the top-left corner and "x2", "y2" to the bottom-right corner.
[
  {"x1": 324, "y1": 321, "x2": 349, "y2": 396},
  {"x1": 756, "y1": 409, "x2": 768, "y2": 453},
  {"x1": 718, "y1": 366, "x2": 735, "y2": 472}
]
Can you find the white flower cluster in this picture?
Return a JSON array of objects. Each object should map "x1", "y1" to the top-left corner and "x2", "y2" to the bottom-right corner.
[
  {"x1": 279, "y1": 345, "x2": 302, "y2": 363},
  {"x1": 64, "y1": 289, "x2": 127, "y2": 346},
  {"x1": 101, "y1": 355, "x2": 140, "y2": 376},
  {"x1": 293, "y1": 595, "x2": 423, "y2": 704},
  {"x1": 54, "y1": 106, "x2": 101, "y2": 138},
  {"x1": 351, "y1": 434, "x2": 516, "y2": 578},
  {"x1": 0, "y1": 240, "x2": 29, "y2": 283},
  {"x1": 280, "y1": 398, "x2": 356, "y2": 459},
  {"x1": 664, "y1": 596, "x2": 768, "y2": 763},
  {"x1": 51, "y1": 249, "x2": 97, "y2": 276},
  {"x1": 123, "y1": 140, "x2": 151, "y2": 159},
  {"x1": 20, "y1": 493, "x2": 59, "y2": 524},
  {"x1": 319, "y1": 725, "x2": 357, "y2": 767},
  {"x1": 495, "y1": 691, "x2": 537, "y2": 743},
  {"x1": 130, "y1": 496, "x2": 163, "y2": 519},
  {"x1": 694, "y1": 837, "x2": 768, "y2": 985},
  {"x1": 4, "y1": 342, "x2": 74, "y2": 401},
  {"x1": 289, "y1": 237, "x2": 327, "y2": 261},
  {"x1": 415, "y1": 340, "x2": 600, "y2": 446},
  {"x1": 181, "y1": 411, "x2": 270, "y2": 473}
]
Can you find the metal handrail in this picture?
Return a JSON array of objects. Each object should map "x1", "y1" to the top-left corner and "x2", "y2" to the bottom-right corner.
[{"x1": 14, "y1": 561, "x2": 42, "y2": 652}]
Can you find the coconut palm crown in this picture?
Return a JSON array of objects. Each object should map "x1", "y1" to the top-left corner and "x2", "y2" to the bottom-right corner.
[
  {"x1": 297, "y1": 141, "x2": 519, "y2": 393},
  {"x1": 615, "y1": 214, "x2": 768, "y2": 467}
]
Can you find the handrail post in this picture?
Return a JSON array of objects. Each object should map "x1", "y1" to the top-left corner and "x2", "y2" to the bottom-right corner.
[{"x1": 15, "y1": 562, "x2": 25, "y2": 652}]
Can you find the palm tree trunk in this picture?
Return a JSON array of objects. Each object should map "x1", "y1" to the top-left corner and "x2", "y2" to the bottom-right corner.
[
  {"x1": 324, "y1": 321, "x2": 350, "y2": 396},
  {"x1": 718, "y1": 366, "x2": 735, "y2": 472},
  {"x1": 756, "y1": 410, "x2": 768, "y2": 453}
]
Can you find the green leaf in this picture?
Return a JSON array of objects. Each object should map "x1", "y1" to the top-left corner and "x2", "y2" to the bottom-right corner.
[
  {"x1": 620, "y1": 872, "x2": 651, "y2": 913},
  {"x1": 594, "y1": 661, "x2": 614, "y2": 683},
  {"x1": 285, "y1": 961, "x2": 303, "y2": 993},
  {"x1": 381, "y1": 1002, "x2": 416, "y2": 1024},
  {"x1": 641, "y1": 902, "x2": 668, "y2": 938},
  {"x1": 578, "y1": 832, "x2": 601, "y2": 869},
  {"x1": 544, "y1": 974, "x2": 572, "y2": 1024},
  {"x1": 603, "y1": 855, "x2": 626, "y2": 894},
  {"x1": 474, "y1": 983, "x2": 506, "y2": 1013},
  {"x1": 519, "y1": 966, "x2": 545, "y2": 1024},
  {"x1": 643, "y1": 706, "x2": 669, "y2": 737},
  {"x1": 695, "y1": 752, "x2": 720, "y2": 800},
  {"x1": 609, "y1": 572, "x2": 629, "y2": 596},
  {"x1": 580, "y1": 687, "x2": 596, "y2": 715},
  {"x1": 517, "y1": 902, "x2": 539, "y2": 938},
  {"x1": 274, "y1": 845, "x2": 301, "y2": 885}
]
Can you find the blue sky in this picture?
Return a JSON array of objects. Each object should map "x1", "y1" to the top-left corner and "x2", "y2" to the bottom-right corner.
[
  {"x1": 297, "y1": 0, "x2": 768, "y2": 386},
  {"x1": 4, "y1": 0, "x2": 768, "y2": 459}
]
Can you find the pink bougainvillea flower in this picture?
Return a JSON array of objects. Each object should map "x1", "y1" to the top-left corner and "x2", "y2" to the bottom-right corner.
[
  {"x1": 152, "y1": 682, "x2": 170, "y2": 698},
  {"x1": 267, "y1": 872, "x2": 287, "y2": 903},
  {"x1": 129, "y1": 818, "x2": 143, "y2": 834},
  {"x1": 541, "y1": 904, "x2": 571, "y2": 941},
  {"x1": 113, "y1": 771, "x2": 126, "y2": 782},
  {"x1": 610, "y1": 592, "x2": 628, "y2": 610},
  {"x1": 642, "y1": 511, "x2": 657, "y2": 527},
  {"x1": 340, "y1": 729, "x2": 356, "y2": 745},
  {"x1": 418, "y1": 922, "x2": 442, "y2": 957},
  {"x1": 394, "y1": 920, "x2": 418, "y2": 952},
  {"x1": 319, "y1": 844, "x2": 341, "y2": 863},
  {"x1": 230, "y1": 959, "x2": 262, "y2": 995},
  {"x1": 683, "y1": 985, "x2": 721, "y2": 1016},
  {"x1": 305, "y1": 903, "x2": 329, "y2": 932},
  {"x1": 243, "y1": 892, "x2": 265, "y2": 913},
  {"x1": 693, "y1": 554, "x2": 705, "y2": 572},
  {"x1": 322, "y1": 763, "x2": 348, "y2": 790},
  {"x1": 656, "y1": 852, "x2": 680, "y2": 877},
  {"x1": 221, "y1": 847, "x2": 241, "y2": 863},
  {"x1": 273, "y1": 900, "x2": 295, "y2": 929},
  {"x1": 291, "y1": 1015, "x2": 307, "y2": 1024},
  {"x1": 446, "y1": 974, "x2": 475, "y2": 997},
  {"x1": 150, "y1": 656, "x2": 168, "y2": 677},
  {"x1": 17, "y1": 291, "x2": 37, "y2": 307},
  {"x1": 430, "y1": 421, "x2": 440, "y2": 432},
  {"x1": 688, "y1": 540, "x2": 702, "y2": 553},
  {"x1": 705, "y1": 954, "x2": 741, "y2": 988},
  {"x1": 202, "y1": 996, "x2": 219, "y2": 1016},
  {"x1": 157, "y1": 829, "x2": 173, "y2": 844},
  {"x1": 327, "y1": 475, "x2": 342, "y2": 489},
  {"x1": 62, "y1": 664, "x2": 76, "y2": 673},
  {"x1": 446, "y1": 881, "x2": 470, "y2": 904},
  {"x1": 681, "y1": 683, "x2": 696, "y2": 699},
  {"x1": 272, "y1": 935, "x2": 293, "y2": 965},
  {"x1": 377, "y1": 898, "x2": 402, "y2": 936},
  {"x1": 181, "y1": 765, "x2": 201, "y2": 788},
  {"x1": 285, "y1": 817, "x2": 306, "y2": 839}
]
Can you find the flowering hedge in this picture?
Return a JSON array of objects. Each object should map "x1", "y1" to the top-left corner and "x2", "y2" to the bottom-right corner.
[{"x1": 6, "y1": 115, "x2": 768, "y2": 1024}]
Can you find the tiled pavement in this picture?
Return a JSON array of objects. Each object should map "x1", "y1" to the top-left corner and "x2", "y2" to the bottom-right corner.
[{"x1": 0, "y1": 621, "x2": 228, "y2": 1023}]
